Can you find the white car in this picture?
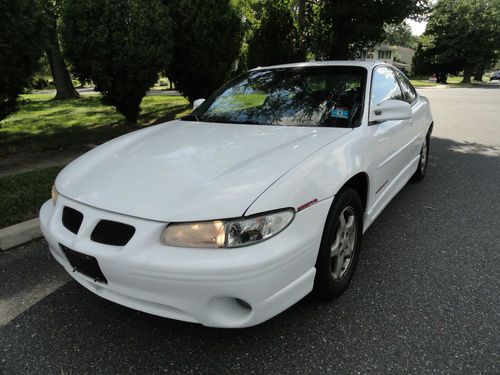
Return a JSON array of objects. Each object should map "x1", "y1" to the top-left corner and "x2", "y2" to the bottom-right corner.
[{"x1": 40, "y1": 61, "x2": 433, "y2": 328}]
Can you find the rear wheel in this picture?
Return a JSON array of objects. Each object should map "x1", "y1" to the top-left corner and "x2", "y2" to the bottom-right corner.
[
  {"x1": 412, "y1": 134, "x2": 430, "y2": 181},
  {"x1": 314, "y1": 188, "x2": 363, "y2": 299}
]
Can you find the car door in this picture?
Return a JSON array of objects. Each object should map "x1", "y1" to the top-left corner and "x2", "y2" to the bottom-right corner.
[
  {"x1": 366, "y1": 65, "x2": 414, "y2": 218},
  {"x1": 394, "y1": 69, "x2": 428, "y2": 158}
]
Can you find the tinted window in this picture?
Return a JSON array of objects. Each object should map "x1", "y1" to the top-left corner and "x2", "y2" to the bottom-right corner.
[
  {"x1": 395, "y1": 70, "x2": 417, "y2": 104},
  {"x1": 371, "y1": 66, "x2": 404, "y2": 106},
  {"x1": 191, "y1": 67, "x2": 367, "y2": 127}
]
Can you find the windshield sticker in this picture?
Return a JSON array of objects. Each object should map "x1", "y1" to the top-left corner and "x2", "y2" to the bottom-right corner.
[{"x1": 331, "y1": 107, "x2": 350, "y2": 119}]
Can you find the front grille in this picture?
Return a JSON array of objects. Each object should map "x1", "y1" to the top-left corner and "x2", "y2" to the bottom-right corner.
[
  {"x1": 62, "y1": 206, "x2": 84, "y2": 234},
  {"x1": 91, "y1": 220, "x2": 135, "y2": 246}
]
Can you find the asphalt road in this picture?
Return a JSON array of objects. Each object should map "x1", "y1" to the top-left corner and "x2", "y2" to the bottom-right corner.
[{"x1": 1, "y1": 87, "x2": 499, "y2": 374}]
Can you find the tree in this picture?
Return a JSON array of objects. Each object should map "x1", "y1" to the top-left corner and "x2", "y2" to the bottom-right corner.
[
  {"x1": 42, "y1": 0, "x2": 79, "y2": 99},
  {"x1": 0, "y1": 0, "x2": 46, "y2": 120},
  {"x1": 383, "y1": 23, "x2": 419, "y2": 49},
  {"x1": 167, "y1": 0, "x2": 244, "y2": 103},
  {"x1": 247, "y1": 0, "x2": 305, "y2": 68},
  {"x1": 31, "y1": 55, "x2": 53, "y2": 89},
  {"x1": 416, "y1": 0, "x2": 500, "y2": 84},
  {"x1": 310, "y1": 0, "x2": 430, "y2": 59},
  {"x1": 295, "y1": 0, "x2": 307, "y2": 35},
  {"x1": 412, "y1": 35, "x2": 457, "y2": 83},
  {"x1": 234, "y1": 0, "x2": 262, "y2": 75},
  {"x1": 61, "y1": 0, "x2": 173, "y2": 123}
]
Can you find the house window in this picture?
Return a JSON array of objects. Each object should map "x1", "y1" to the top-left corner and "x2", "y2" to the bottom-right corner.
[
  {"x1": 360, "y1": 51, "x2": 368, "y2": 59},
  {"x1": 378, "y1": 50, "x2": 392, "y2": 59}
]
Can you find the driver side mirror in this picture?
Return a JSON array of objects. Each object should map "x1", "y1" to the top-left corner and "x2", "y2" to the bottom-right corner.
[
  {"x1": 369, "y1": 99, "x2": 412, "y2": 124},
  {"x1": 193, "y1": 98, "x2": 205, "y2": 110}
]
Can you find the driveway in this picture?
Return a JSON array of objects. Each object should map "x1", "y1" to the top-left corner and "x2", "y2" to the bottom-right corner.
[{"x1": 1, "y1": 88, "x2": 499, "y2": 374}]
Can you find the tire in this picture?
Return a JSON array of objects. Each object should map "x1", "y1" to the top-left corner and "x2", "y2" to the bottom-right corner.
[
  {"x1": 314, "y1": 188, "x2": 363, "y2": 300},
  {"x1": 412, "y1": 133, "x2": 430, "y2": 182}
]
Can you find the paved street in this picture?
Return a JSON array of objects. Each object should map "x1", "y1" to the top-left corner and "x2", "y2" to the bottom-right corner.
[{"x1": 1, "y1": 87, "x2": 499, "y2": 374}]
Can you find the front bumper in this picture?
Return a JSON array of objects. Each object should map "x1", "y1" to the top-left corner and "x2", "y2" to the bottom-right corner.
[{"x1": 40, "y1": 195, "x2": 332, "y2": 328}]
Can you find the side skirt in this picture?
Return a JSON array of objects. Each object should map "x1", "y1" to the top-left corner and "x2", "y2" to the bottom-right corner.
[{"x1": 362, "y1": 155, "x2": 420, "y2": 233}]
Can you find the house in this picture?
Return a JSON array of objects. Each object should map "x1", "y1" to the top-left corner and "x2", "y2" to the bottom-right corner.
[{"x1": 358, "y1": 45, "x2": 416, "y2": 73}]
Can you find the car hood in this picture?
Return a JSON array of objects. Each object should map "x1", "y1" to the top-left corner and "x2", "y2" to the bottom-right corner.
[{"x1": 57, "y1": 120, "x2": 350, "y2": 222}]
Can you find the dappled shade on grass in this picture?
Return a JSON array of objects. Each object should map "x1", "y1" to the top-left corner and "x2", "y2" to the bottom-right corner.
[
  {"x1": 0, "y1": 166, "x2": 62, "y2": 228},
  {"x1": 0, "y1": 94, "x2": 190, "y2": 158}
]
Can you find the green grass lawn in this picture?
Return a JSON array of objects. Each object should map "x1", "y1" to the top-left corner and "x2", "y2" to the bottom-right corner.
[
  {"x1": 0, "y1": 93, "x2": 190, "y2": 159},
  {"x1": 0, "y1": 166, "x2": 62, "y2": 228},
  {"x1": 410, "y1": 75, "x2": 492, "y2": 88},
  {"x1": 446, "y1": 75, "x2": 491, "y2": 86},
  {"x1": 446, "y1": 76, "x2": 463, "y2": 84},
  {"x1": 410, "y1": 79, "x2": 438, "y2": 87}
]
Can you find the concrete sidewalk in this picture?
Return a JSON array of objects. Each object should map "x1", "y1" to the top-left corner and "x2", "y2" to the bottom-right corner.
[{"x1": 0, "y1": 145, "x2": 91, "y2": 178}]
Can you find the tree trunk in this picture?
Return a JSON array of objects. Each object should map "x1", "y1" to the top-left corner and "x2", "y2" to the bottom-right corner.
[
  {"x1": 297, "y1": 0, "x2": 306, "y2": 31},
  {"x1": 46, "y1": 25, "x2": 79, "y2": 100},
  {"x1": 474, "y1": 68, "x2": 484, "y2": 82},
  {"x1": 462, "y1": 67, "x2": 473, "y2": 84},
  {"x1": 296, "y1": 0, "x2": 307, "y2": 57},
  {"x1": 436, "y1": 71, "x2": 447, "y2": 84}
]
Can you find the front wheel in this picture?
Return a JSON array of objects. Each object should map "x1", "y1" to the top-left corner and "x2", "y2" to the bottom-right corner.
[{"x1": 314, "y1": 188, "x2": 363, "y2": 299}]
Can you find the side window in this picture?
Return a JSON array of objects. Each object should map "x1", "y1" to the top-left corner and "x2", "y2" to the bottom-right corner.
[
  {"x1": 370, "y1": 66, "x2": 404, "y2": 107},
  {"x1": 395, "y1": 70, "x2": 417, "y2": 104}
]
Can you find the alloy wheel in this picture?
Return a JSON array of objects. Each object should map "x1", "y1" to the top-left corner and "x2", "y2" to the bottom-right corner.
[{"x1": 330, "y1": 206, "x2": 357, "y2": 281}]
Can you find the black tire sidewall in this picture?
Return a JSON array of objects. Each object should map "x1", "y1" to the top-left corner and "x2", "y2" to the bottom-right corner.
[
  {"x1": 314, "y1": 188, "x2": 363, "y2": 299},
  {"x1": 420, "y1": 135, "x2": 430, "y2": 175},
  {"x1": 413, "y1": 134, "x2": 430, "y2": 181}
]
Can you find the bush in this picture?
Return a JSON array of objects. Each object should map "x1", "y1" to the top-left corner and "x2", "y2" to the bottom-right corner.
[
  {"x1": 247, "y1": 0, "x2": 305, "y2": 68},
  {"x1": 61, "y1": 0, "x2": 173, "y2": 123},
  {"x1": 0, "y1": 0, "x2": 46, "y2": 121},
  {"x1": 167, "y1": 0, "x2": 244, "y2": 103}
]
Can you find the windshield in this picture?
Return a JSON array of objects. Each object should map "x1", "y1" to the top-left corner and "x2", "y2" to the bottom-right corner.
[{"x1": 190, "y1": 66, "x2": 367, "y2": 128}]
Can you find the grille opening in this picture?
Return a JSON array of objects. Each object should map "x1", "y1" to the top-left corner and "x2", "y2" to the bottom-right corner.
[
  {"x1": 62, "y1": 206, "x2": 84, "y2": 234},
  {"x1": 91, "y1": 220, "x2": 135, "y2": 246}
]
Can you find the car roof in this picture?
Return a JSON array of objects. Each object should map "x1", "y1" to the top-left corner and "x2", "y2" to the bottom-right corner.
[{"x1": 251, "y1": 60, "x2": 385, "y2": 71}]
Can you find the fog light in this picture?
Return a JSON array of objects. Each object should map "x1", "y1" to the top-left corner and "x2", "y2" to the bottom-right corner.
[{"x1": 235, "y1": 298, "x2": 252, "y2": 311}]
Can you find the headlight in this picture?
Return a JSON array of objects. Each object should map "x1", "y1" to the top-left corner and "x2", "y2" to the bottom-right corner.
[
  {"x1": 161, "y1": 209, "x2": 295, "y2": 248},
  {"x1": 51, "y1": 185, "x2": 59, "y2": 205}
]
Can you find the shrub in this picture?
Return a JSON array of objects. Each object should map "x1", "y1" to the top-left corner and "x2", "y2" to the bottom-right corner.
[
  {"x1": 247, "y1": 0, "x2": 305, "y2": 68},
  {"x1": 61, "y1": 0, "x2": 173, "y2": 123},
  {"x1": 0, "y1": 0, "x2": 46, "y2": 121},
  {"x1": 167, "y1": 0, "x2": 244, "y2": 103}
]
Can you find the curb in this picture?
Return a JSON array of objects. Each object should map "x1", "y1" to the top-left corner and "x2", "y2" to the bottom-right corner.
[{"x1": 0, "y1": 218, "x2": 42, "y2": 251}]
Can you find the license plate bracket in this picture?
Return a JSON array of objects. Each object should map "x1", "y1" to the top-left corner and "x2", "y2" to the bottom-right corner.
[{"x1": 60, "y1": 244, "x2": 108, "y2": 284}]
